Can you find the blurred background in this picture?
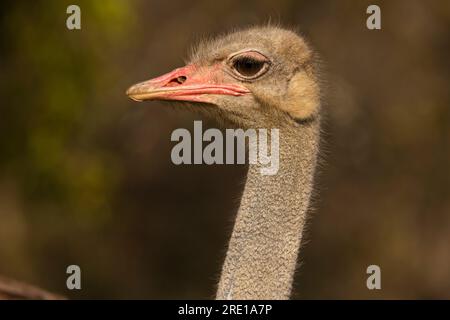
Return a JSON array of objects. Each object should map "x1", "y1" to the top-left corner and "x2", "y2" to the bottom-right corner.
[{"x1": 0, "y1": 0, "x2": 449, "y2": 299}]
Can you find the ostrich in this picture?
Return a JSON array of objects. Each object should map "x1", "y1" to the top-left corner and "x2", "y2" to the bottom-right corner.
[{"x1": 126, "y1": 26, "x2": 321, "y2": 300}]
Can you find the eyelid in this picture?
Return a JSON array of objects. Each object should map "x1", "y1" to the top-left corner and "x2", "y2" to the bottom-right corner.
[{"x1": 227, "y1": 49, "x2": 270, "y2": 63}]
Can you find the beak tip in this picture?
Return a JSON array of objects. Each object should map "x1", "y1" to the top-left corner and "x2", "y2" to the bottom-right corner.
[
  {"x1": 126, "y1": 85, "x2": 135, "y2": 96},
  {"x1": 126, "y1": 86, "x2": 143, "y2": 102}
]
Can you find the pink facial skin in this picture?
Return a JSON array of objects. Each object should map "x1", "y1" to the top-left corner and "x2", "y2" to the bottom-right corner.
[{"x1": 126, "y1": 64, "x2": 250, "y2": 103}]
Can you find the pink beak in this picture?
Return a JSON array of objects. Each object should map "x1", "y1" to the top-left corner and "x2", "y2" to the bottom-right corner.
[{"x1": 126, "y1": 64, "x2": 250, "y2": 103}]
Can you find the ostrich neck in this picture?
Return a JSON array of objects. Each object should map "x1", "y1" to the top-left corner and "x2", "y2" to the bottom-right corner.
[{"x1": 216, "y1": 120, "x2": 319, "y2": 300}]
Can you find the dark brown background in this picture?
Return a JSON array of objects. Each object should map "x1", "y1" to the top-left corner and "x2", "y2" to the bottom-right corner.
[{"x1": 0, "y1": 0, "x2": 449, "y2": 299}]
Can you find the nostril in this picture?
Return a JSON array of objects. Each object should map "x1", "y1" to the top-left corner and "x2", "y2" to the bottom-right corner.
[
  {"x1": 168, "y1": 76, "x2": 187, "y2": 86},
  {"x1": 176, "y1": 76, "x2": 187, "y2": 84}
]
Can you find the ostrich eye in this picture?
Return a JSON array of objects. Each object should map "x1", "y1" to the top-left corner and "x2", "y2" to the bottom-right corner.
[
  {"x1": 228, "y1": 51, "x2": 270, "y2": 80},
  {"x1": 233, "y1": 57, "x2": 265, "y2": 77}
]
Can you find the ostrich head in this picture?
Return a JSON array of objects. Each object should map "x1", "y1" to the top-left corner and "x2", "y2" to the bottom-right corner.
[{"x1": 126, "y1": 26, "x2": 320, "y2": 128}]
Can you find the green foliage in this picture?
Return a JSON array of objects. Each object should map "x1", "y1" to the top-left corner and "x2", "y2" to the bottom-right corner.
[{"x1": 0, "y1": 1, "x2": 133, "y2": 222}]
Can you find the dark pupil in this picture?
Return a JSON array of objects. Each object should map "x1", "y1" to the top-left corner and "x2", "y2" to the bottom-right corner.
[{"x1": 234, "y1": 58, "x2": 264, "y2": 77}]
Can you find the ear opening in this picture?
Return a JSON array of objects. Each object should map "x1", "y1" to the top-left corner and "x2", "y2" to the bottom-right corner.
[{"x1": 280, "y1": 70, "x2": 320, "y2": 120}]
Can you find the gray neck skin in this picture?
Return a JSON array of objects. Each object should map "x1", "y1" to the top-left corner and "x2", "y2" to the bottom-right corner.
[{"x1": 216, "y1": 120, "x2": 319, "y2": 300}]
